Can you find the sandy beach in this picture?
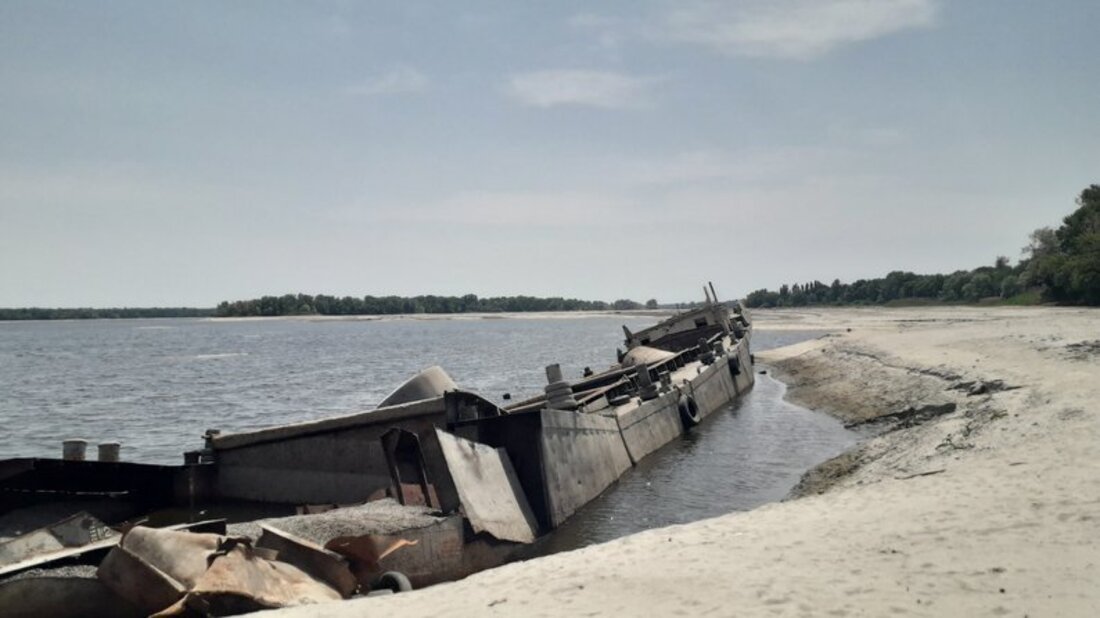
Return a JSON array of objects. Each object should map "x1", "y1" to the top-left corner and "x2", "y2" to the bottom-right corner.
[{"x1": 266, "y1": 306, "x2": 1099, "y2": 617}]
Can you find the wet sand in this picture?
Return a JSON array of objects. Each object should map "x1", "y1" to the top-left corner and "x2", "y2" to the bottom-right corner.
[{"x1": 266, "y1": 306, "x2": 1100, "y2": 617}]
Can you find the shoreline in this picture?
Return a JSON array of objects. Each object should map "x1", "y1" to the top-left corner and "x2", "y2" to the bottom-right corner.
[
  {"x1": 0, "y1": 309, "x2": 678, "y2": 325},
  {"x1": 265, "y1": 305, "x2": 1099, "y2": 616},
  {"x1": 203, "y1": 309, "x2": 676, "y2": 323}
]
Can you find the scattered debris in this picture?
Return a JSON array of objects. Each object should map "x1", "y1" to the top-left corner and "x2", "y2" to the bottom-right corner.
[
  {"x1": 936, "y1": 433, "x2": 974, "y2": 452},
  {"x1": 895, "y1": 469, "x2": 946, "y2": 480},
  {"x1": 1064, "y1": 340, "x2": 1100, "y2": 361},
  {"x1": 950, "y1": 379, "x2": 1019, "y2": 396},
  {"x1": 0, "y1": 512, "x2": 116, "y2": 569},
  {"x1": 96, "y1": 525, "x2": 358, "y2": 616},
  {"x1": 256, "y1": 524, "x2": 358, "y2": 597}
]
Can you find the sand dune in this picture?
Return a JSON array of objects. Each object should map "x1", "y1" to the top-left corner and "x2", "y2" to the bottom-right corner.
[{"x1": 267, "y1": 306, "x2": 1100, "y2": 617}]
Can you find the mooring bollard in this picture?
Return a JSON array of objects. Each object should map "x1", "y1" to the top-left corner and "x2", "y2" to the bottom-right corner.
[
  {"x1": 98, "y1": 442, "x2": 121, "y2": 462},
  {"x1": 62, "y1": 439, "x2": 88, "y2": 461},
  {"x1": 699, "y1": 337, "x2": 716, "y2": 365},
  {"x1": 544, "y1": 363, "x2": 578, "y2": 410},
  {"x1": 636, "y1": 366, "x2": 660, "y2": 401}
]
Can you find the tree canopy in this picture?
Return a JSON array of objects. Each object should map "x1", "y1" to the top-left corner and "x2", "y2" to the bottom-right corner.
[
  {"x1": 0, "y1": 307, "x2": 215, "y2": 320},
  {"x1": 213, "y1": 294, "x2": 632, "y2": 317},
  {"x1": 1021, "y1": 185, "x2": 1100, "y2": 304},
  {"x1": 745, "y1": 184, "x2": 1100, "y2": 308}
]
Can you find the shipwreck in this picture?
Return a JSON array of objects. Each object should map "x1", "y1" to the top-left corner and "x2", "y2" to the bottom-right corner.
[{"x1": 0, "y1": 290, "x2": 754, "y2": 616}]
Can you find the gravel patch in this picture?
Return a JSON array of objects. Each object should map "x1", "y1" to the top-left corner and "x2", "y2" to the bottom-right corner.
[
  {"x1": 1, "y1": 564, "x2": 99, "y2": 584},
  {"x1": 227, "y1": 499, "x2": 442, "y2": 545}
]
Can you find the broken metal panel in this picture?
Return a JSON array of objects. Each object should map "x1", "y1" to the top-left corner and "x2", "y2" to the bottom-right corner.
[
  {"x1": 256, "y1": 524, "x2": 357, "y2": 598},
  {"x1": 180, "y1": 543, "x2": 342, "y2": 614},
  {"x1": 0, "y1": 512, "x2": 116, "y2": 569},
  {"x1": 449, "y1": 411, "x2": 550, "y2": 532},
  {"x1": 434, "y1": 429, "x2": 538, "y2": 544},
  {"x1": 325, "y1": 533, "x2": 424, "y2": 589},
  {"x1": 0, "y1": 530, "x2": 63, "y2": 568},
  {"x1": 118, "y1": 527, "x2": 222, "y2": 590},
  {"x1": 96, "y1": 544, "x2": 187, "y2": 615},
  {"x1": 0, "y1": 519, "x2": 226, "y2": 580},
  {"x1": 98, "y1": 526, "x2": 343, "y2": 616}
]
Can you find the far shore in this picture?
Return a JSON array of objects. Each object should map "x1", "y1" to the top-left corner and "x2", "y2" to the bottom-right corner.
[
  {"x1": 264, "y1": 305, "x2": 1100, "y2": 617},
  {"x1": 202, "y1": 309, "x2": 677, "y2": 323}
]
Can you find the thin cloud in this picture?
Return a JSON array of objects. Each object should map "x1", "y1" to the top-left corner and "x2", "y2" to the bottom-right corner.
[
  {"x1": 655, "y1": 0, "x2": 939, "y2": 60},
  {"x1": 357, "y1": 190, "x2": 633, "y2": 228},
  {"x1": 505, "y1": 70, "x2": 657, "y2": 109},
  {"x1": 568, "y1": 13, "x2": 627, "y2": 52},
  {"x1": 349, "y1": 66, "x2": 429, "y2": 96}
]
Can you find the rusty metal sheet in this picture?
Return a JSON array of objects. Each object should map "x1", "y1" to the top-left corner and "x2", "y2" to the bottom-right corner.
[
  {"x1": 0, "y1": 518, "x2": 225, "y2": 580},
  {"x1": 119, "y1": 527, "x2": 222, "y2": 590},
  {"x1": 100, "y1": 526, "x2": 342, "y2": 616},
  {"x1": 0, "y1": 512, "x2": 116, "y2": 568},
  {"x1": 256, "y1": 524, "x2": 357, "y2": 597},
  {"x1": 179, "y1": 544, "x2": 342, "y2": 614},
  {"x1": 434, "y1": 429, "x2": 537, "y2": 544},
  {"x1": 96, "y1": 545, "x2": 187, "y2": 615}
]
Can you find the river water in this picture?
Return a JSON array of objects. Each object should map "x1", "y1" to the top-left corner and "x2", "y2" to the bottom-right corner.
[{"x1": 0, "y1": 315, "x2": 857, "y2": 546}]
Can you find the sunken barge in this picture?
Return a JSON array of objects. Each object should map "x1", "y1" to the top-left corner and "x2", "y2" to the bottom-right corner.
[{"x1": 0, "y1": 292, "x2": 753, "y2": 615}]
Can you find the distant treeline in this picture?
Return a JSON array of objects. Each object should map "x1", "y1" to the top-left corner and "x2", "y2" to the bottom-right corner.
[
  {"x1": 0, "y1": 307, "x2": 216, "y2": 320},
  {"x1": 0, "y1": 296, "x2": 662, "y2": 321},
  {"x1": 745, "y1": 184, "x2": 1100, "y2": 308},
  {"x1": 215, "y1": 294, "x2": 658, "y2": 317}
]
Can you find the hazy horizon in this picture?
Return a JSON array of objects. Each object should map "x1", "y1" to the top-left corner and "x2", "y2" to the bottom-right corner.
[{"x1": 3, "y1": 1, "x2": 1098, "y2": 307}]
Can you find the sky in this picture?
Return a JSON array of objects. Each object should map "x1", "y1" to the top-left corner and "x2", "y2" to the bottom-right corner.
[{"x1": 2, "y1": 1, "x2": 1098, "y2": 307}]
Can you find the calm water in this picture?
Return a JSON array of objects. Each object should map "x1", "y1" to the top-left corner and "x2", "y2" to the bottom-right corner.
[
  {"x1": 534, "y1": 370, "x2": 857, "y2": 554},
  {"x1": 0, "y1": 315, "x2": 658, "y2": 462},
  {"x1": 0, "y1": 316, "x2": 857, "y2": 547}
]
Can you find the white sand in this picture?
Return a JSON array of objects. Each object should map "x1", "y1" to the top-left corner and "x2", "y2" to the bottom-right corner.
[{"x1": 267, "y1": 306, "x2": 1100, "y2": 617}]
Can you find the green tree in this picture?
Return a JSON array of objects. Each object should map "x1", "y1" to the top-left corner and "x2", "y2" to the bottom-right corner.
[
  {"x1": 1023, "y1": 185, "x2": 1100, "y2": 304},
  {"x1": 1000, "y1": 275, "x2": 1022, "y2": 298}
]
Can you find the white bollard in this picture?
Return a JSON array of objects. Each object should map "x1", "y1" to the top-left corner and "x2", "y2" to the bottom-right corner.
[
  {"x1": 62, "y1": 439, "x2": 88, "y2": 461},
  {"x1": 98, "y1": 442, "x2": 121, "y2": 462}
]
